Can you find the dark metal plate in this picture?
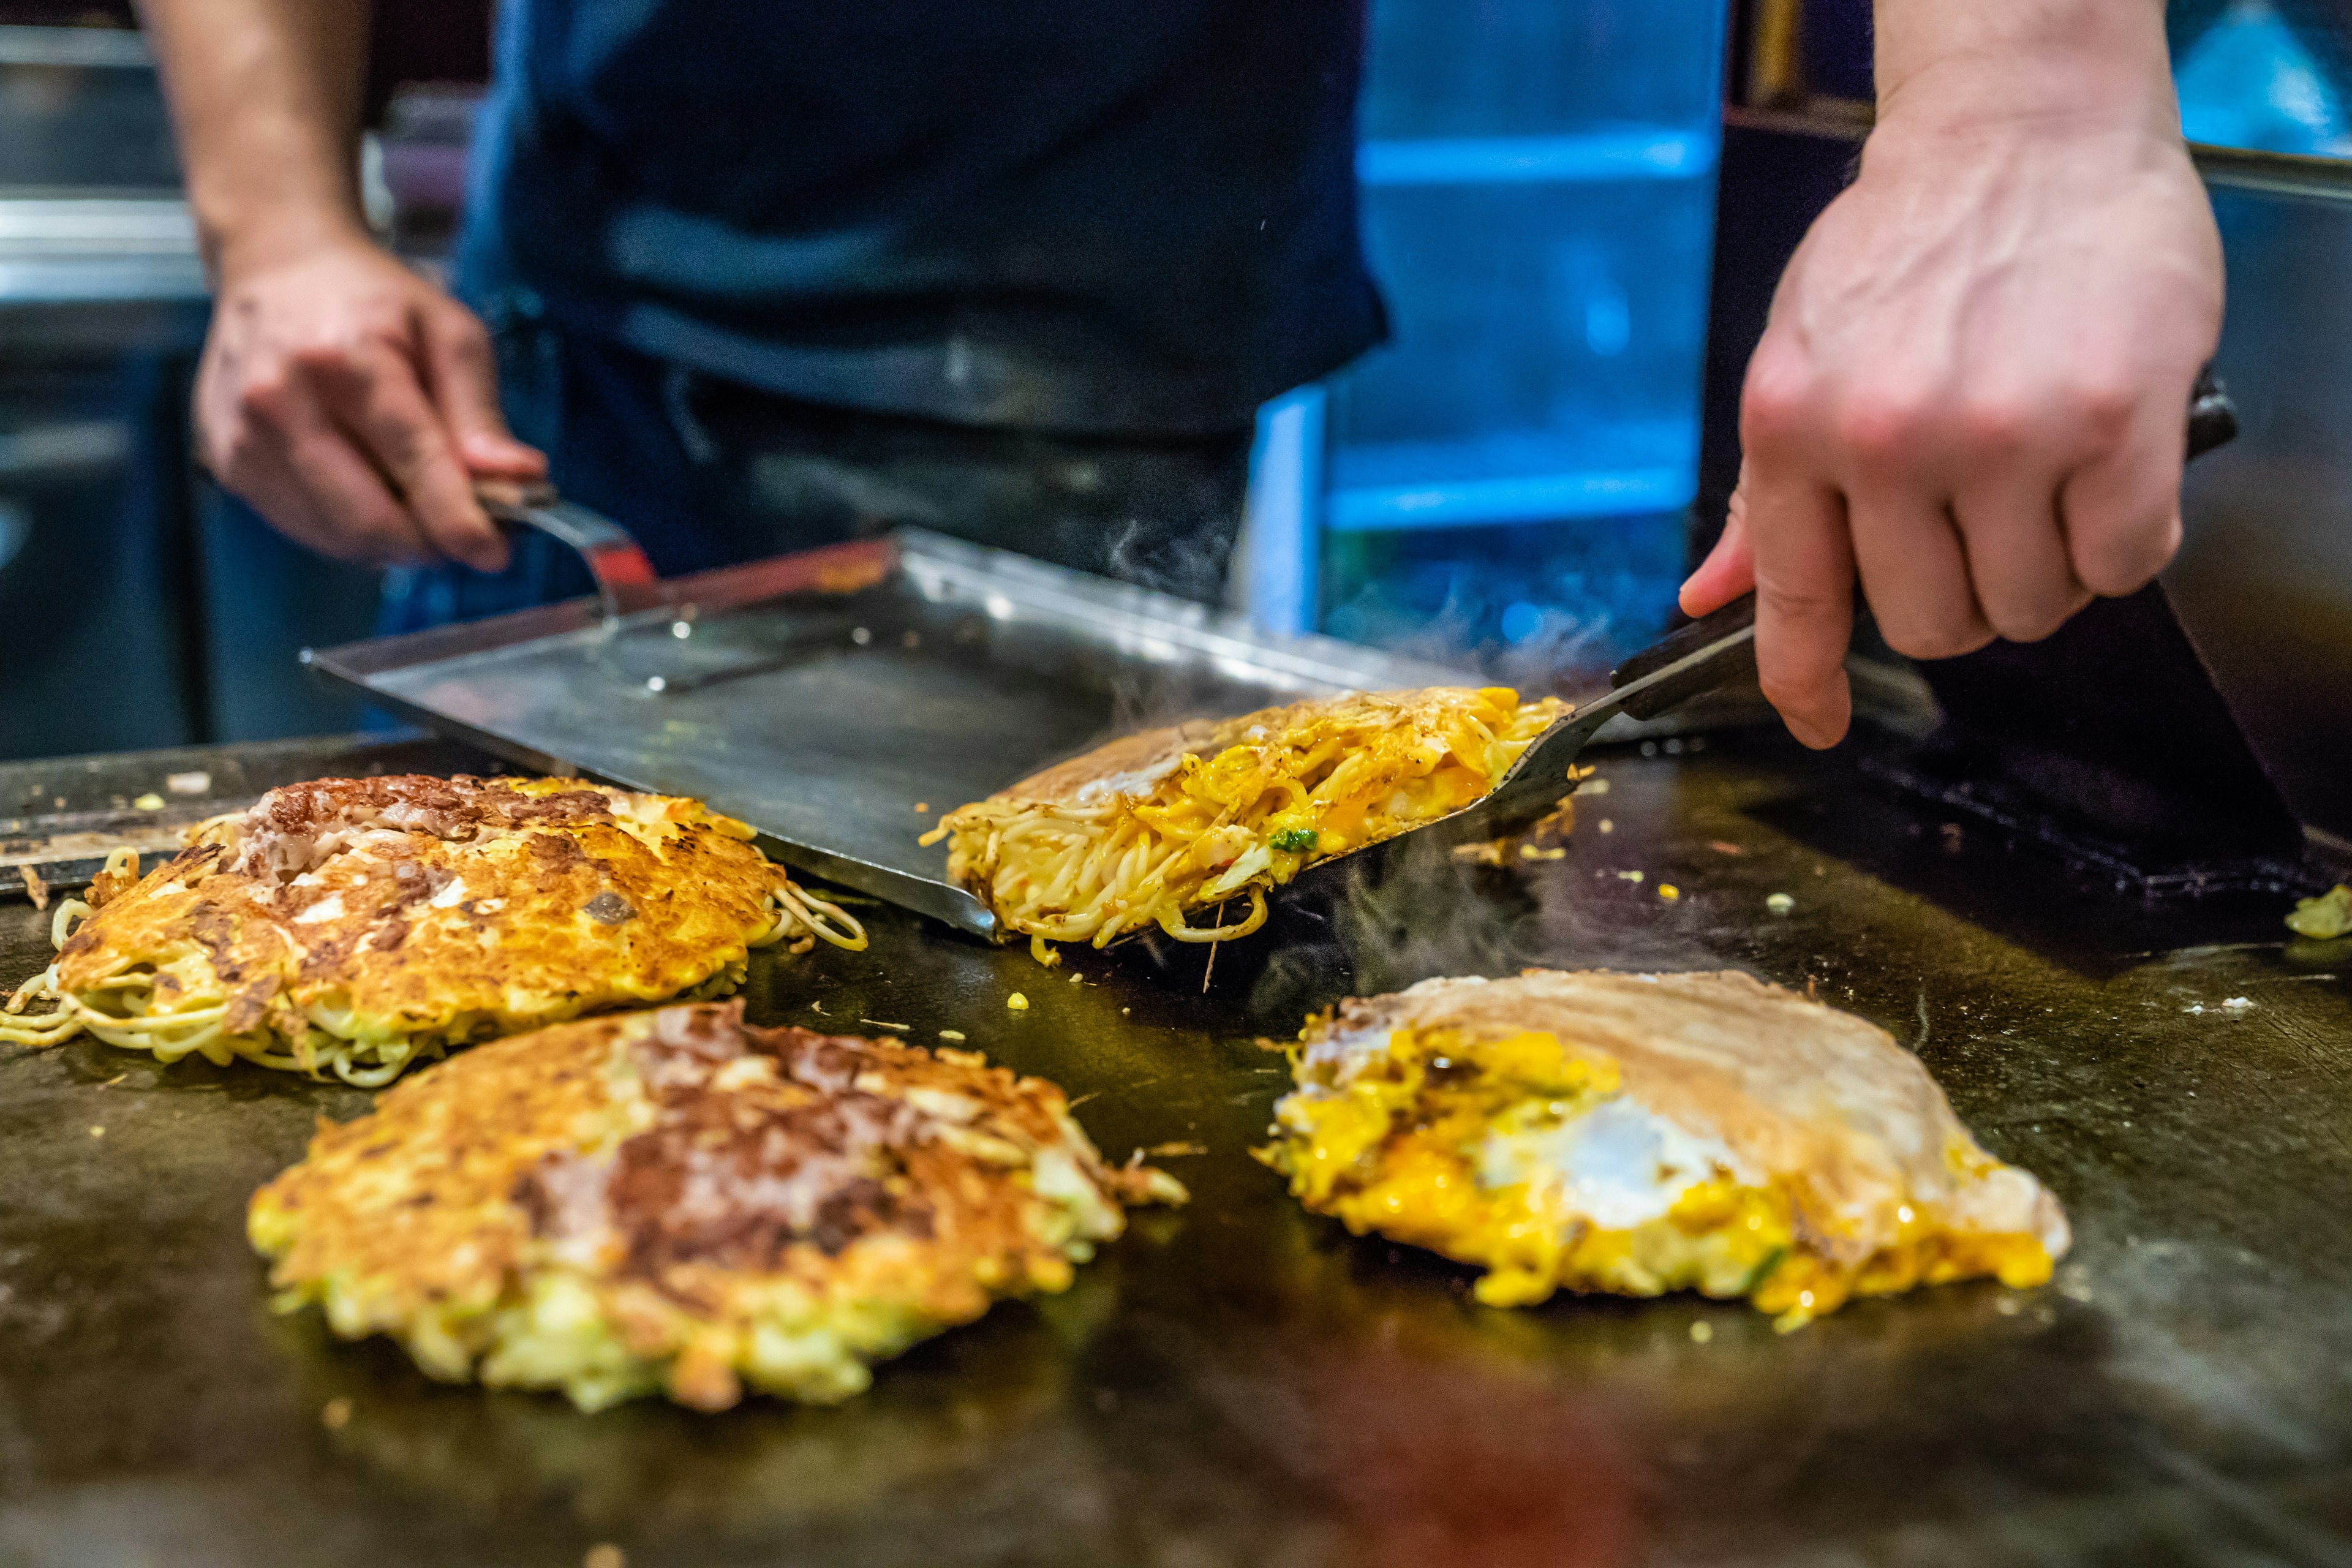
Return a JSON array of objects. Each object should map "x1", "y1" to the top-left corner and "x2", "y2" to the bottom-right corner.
[{"x1": 2, "y1": 731, "x2": 2347, "y2": 1566}]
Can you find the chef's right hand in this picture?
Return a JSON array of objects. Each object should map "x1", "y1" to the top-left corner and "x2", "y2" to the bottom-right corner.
[{"x1": 194, "y1": 234, "x2": 546, "y2": 571}]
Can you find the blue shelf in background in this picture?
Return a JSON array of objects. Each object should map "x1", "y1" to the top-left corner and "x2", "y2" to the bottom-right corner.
[
  {"x1": 1325, "y1": 418, "x2": 1700, "y2": 531},
  {"x1": 1357, "y1": 127, "x2": 1716, "y2": 186},
  {"x1": 1329, "y1": 466, "x2": 1695, "y2": 530},
  {"x1": 1260, "y1": 0, "x2": 1730, "y2": 676}
]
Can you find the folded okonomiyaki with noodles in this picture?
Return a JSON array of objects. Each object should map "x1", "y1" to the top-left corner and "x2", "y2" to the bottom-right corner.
[{"x1": 927, "y1": 686, "x2": 1569, "y2": 960}]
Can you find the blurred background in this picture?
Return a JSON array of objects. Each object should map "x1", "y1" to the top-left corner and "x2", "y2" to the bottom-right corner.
[{"x1": 4, "y1": 0, "x2": 2352, "y2": 845}]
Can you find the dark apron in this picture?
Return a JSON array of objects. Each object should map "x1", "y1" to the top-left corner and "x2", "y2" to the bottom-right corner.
[{"x1": 385, "y1": 0, "x2": 1384, "y2": 631}]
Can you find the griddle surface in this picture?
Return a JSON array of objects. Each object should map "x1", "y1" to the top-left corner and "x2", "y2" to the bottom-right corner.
[{"x1": 1, "y1": 733, "x2": 2347, "y2": 1567}]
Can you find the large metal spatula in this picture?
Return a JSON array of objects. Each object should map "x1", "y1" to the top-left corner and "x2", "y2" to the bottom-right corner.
[{"x1": 1308, "y1": 368, "x2": 2243, "y2": 868}]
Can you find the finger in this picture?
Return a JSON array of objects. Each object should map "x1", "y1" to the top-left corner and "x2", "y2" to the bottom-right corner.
[
  {"x1": 1950, "y1": 466, "x2": 2090, "y2": 643},
  {"x1": 1844, "y1": 481, "x2": 1996, "y2": 662},
  {"x1": 1744, "y1": 473, "x2": 1856, "y2": 748},
  {"x1": 1679, "y1": 462, "x2": 1756, "y2": 616},
  {"x1": 2056, "y1": 394, "x2": 2189, "y2": 598},
  {"x1": 306, "y1": 345, "x2": 510, "y2": 573},
  {"x1": 418, "y1": 302, "x2": 546, "y2": 477},
  {"x1": 249, "y1": 394, "x2": 436, "y2": 568}
]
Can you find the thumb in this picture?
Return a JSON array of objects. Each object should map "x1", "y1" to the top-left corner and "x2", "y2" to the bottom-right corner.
[
  {"x1": 418, "y1": 302, "x2": 546, "y2": 479},
  {"x1": 1679, "y1": 462, "x2": 1757, "y2": 616}
]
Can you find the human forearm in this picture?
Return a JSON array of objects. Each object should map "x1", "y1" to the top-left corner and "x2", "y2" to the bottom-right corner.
[
  {"x1": 1874, "y1": 0, "x2": 2176, "y2": 135},
  {"x1": 1687, "y1": 0, "x2": 2220, "y2": 747},
  {"x1": 137, "y1": 0, "x2": 540, "y2": 572},
  {"x1": 136, "y1": 0, "x2": 370, "y2": 281}
]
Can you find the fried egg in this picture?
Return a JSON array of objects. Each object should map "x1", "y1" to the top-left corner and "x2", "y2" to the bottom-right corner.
[{"x1": 1259, "y1": 970, "x2": 2069, "y2": 1328}]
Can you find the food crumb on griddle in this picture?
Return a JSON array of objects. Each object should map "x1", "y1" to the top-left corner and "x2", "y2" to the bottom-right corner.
[
  {"x1": 320, "y1": 1397, "x2": 352, "y2": 1430},
  {"x1": 1007, "y1": 993, "x2": 1030, "y2": 1011},
  {"x1": 2287, "y1": 883, "x2": 2352, "y2": 938}
]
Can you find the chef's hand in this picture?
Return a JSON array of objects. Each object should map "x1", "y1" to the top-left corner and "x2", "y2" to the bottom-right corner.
[
  {"x1": 1680, "y1": 4, "x2": 2224, "y2": 748},
  {"x1": 194, "y1": 233, "x2": 546, "y2": 572}
]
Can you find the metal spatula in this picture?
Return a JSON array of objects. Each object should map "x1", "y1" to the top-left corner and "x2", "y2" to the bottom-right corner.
[
  {"x1": 1313, "y1": 367, "x2": 2242, "y2": 864},
  {"x1": 1379, "y1": 592, "x2": 1763, "y2": 859}
]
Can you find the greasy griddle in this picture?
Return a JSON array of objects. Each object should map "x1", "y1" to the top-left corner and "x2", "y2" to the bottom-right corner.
[{"x1": 1, "y1": 731, "x2": 2348, "y2": 1566}]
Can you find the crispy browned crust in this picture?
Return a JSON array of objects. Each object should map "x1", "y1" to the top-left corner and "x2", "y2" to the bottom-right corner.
[
  {"x1": 50, "y1": 775, "x2": 790, "y2": 1066},
  {"x1": 251, "y1": 1001, "x2": 1183, "y2": 1410},
  {"x1": 257, "y1": 1012, "x2": 628, "y2": 1316}
]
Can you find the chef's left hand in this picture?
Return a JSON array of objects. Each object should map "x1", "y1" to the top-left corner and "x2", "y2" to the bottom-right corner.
[{"x1": 1681, "y1": 9, "x2": 2224, "y2": 748}]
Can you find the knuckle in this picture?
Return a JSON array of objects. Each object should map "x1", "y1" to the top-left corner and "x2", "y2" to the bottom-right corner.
[
  {"x1": 1739, "y1": 360, "x2": 1812, "y2": 451},
  {"x1": 236, "y1": 371, "x2": 296, "y2": 425},
  {"x1": 434, "y1": 307, "x2": 491, "y2": 352},
  {"x1": 1954, "y1": 397, "x2": 2032, "y2": 459},
  {"x1": 1756, "y1": 581, "x2": 1843, "y2": 625},
  {"x1": 1834, "y1": 391, "x2": 1934, "y2": 467},
  {"x1": 2068, "y1": 510, "x2": 2181, "y2": 595},
  {"x1": 2073, "y1": 544, "x2": 2163, "y2": 597},
  {"x1": 288, "y1": 341, "x2": 360, "y2": 381},
  {"x1": 2068, "y1": 376, "x2": 2138, "y2": 443},
  {"x1": 374, "y1": 420, "x2": 428, "y2": 468}
]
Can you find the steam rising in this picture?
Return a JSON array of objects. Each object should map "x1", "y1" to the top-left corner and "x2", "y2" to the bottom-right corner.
[{"x1": 1245, "y1": 794, "x2": 1727, "y2": 1025}]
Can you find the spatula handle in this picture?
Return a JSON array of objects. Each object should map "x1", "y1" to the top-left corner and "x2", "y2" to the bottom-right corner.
[
  {"x1": 2187, "y1": 364, "x2": 2237, "y2": 461},
  {"x1": 475, "y1": 479, "x2": 665, "y2": 622}
]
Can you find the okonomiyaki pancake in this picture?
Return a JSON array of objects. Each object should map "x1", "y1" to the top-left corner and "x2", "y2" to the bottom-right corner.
[
  {"x1": 927, "y1": 687, "x2": 1568, "y2": 959},
  {"x1": 249, "y1": 1001, "x2": 1186, "y2": 1411},
  {"x1": 0, "y1": 775, "x2": 864, "y2": 1085},
  {"x1": 1260, "y1": 970, "x2": 2069, "y2": 1328}
]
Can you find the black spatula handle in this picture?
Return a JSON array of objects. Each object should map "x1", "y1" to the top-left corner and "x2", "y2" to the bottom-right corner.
[
  {"x1": 1607, "y1": 593, "x2": 1757, "y2": 717},
  {"x1": 2188, "y1": 364, "x2": 2237, "y2": 460}
]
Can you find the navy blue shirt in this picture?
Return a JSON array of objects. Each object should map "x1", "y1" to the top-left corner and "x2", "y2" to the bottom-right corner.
[{"x1": 458, "y1": 1, "x2": 1385, "y2": 435}]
